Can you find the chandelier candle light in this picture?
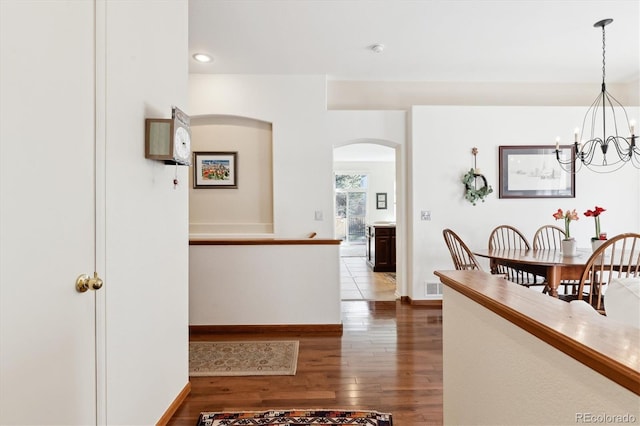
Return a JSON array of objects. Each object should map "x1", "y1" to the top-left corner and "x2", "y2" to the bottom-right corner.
[{"x1": 555, "y1": 19, "x2": 638, "y2": 173}]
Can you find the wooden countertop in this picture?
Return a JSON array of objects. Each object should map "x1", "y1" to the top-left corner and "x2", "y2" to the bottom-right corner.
[
  {"x1": 190, "y1": 237, "x2": 341, "y2": 246},
  {"x1": 434, "y1": 270, "x2": 640, "y2": 396}
]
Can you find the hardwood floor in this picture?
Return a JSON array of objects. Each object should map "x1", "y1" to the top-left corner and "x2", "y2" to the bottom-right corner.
[{"x1": 168, "y1": 301, "x2": 443, "y2": 425}]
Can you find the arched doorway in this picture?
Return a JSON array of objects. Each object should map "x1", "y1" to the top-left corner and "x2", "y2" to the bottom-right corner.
[{"x1": 333, "y1": 139, "x2": 405, "y2": 302}]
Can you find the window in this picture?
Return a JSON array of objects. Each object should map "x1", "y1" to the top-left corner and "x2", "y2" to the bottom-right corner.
[{"x1": 335, "y1": 174, "x2": 368, "y2": 243}]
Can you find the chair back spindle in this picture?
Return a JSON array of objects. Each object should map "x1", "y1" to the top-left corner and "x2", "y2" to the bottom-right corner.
[{"x1": 488, "y1": 225, "x2": 544, "y2": 287}]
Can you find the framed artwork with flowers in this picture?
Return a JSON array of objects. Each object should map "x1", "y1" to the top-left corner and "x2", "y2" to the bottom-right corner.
[
  {"x1": 193, "y1": 151, "x2": 238, "y2": 189},
  {"x1": 498, "y1": 145, "x2": 575, "y2": 198}
]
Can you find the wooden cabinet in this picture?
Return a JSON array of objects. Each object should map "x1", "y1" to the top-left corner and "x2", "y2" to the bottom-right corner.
[{"x1": 366, "y1": 225, "x2": 396, "y2": 272}]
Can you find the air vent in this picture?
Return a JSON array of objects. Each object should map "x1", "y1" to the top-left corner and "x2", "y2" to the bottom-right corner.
[{"x1": 426, "y1": 282, "x2": 443, "y2": 296}]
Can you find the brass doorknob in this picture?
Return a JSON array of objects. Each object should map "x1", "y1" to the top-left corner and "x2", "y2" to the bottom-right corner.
[
  {"x1": 91, "y1": 273, "x2": 103, "y2": 290},
  {"x1": 76, "y1": 272, "x2": 104, "y2": 293}
]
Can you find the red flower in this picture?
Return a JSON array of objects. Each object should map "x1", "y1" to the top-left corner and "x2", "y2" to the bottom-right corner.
[
  {"x1": 584, "y1": 206, "x2": 606, "y2": 217},
  {"x1": 584, "y1": 206, "x2": 606, "y2": 240},
  {"x1": 552, "y1": 208, "x2": 564, "y2": 220}
]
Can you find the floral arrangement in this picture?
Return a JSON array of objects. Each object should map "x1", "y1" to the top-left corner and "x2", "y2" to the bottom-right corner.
[
  {"x1": 584, "y1": 206, "x2": 607, "y2": 241},
  {"x1": 553, "y1": 208, "x2": 579, "y2": 239}
]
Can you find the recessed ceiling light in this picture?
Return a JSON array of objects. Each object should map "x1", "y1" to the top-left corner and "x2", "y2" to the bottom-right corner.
[{"x1": 192, "y1": 53, "x2": 212, "y2": 63}]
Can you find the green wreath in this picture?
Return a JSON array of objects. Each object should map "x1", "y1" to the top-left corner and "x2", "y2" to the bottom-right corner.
[{"x1": 462, "y1": 168, "x2": 493, "y2": 206}]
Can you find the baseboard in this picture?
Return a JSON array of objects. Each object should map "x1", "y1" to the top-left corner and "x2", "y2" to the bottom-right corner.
[
  {"x1": 156, "y1": 381, "x2": 191, "y2": 426},
  {"x1": 403, "y1": 296, "x2": 443, "y2": 308},
  {"x1": 190, "y1": 323, "x2": 344, "y2": 336}
]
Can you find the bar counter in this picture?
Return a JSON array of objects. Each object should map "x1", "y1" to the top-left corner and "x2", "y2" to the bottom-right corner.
[{"x1": 435, "y1": 269, "x2": 639, "y2": 425}]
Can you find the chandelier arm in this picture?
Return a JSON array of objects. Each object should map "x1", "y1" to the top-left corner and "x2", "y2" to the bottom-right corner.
[
  {"x1": 631, "y1": 148, "x2": 640, "y2": 169},
  {"x1": 556, "y1": 159, "x2": 576, "y2": 174},
  {"x1": 587, "y1": 161, "x2": 629, "y2": 173},
  {"x1": 603, "y1": 91, "x2": 632, "y2": 136},
  {"x1": 607, "y1": 136, "x2": 631, "y2": 161},
  {"x1": 581, "y1": 92, "x2": 603, "y2": 142},
  {"x1": 555, "y1": 143, "x2": 578, "y2": 166},
  {"x1": 579, "y1": 138, "x2": 603, "y2": 165}
]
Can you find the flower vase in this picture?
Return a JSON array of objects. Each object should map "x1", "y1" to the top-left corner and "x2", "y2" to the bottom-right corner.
[
  {"x1": 561, "y1": 239, "x2": 577, "y2": 257},
  {"x1": 591, "y1": 239, "x2": 606, "y2": 252}
]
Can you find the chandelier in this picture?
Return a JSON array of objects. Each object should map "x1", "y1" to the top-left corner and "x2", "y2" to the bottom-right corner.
[{"x1": 555, "y1": 19, "x2": 638, "y2": 173}]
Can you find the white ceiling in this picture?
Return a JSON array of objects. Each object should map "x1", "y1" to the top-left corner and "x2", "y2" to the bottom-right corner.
[{"x1": 189, "y1": 0, "x2": 640, "y2": 84}]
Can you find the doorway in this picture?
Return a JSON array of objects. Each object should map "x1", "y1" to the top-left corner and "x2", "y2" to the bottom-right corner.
[{"x1": 333, "y1": 143, "x2": 397, "y2": 301}]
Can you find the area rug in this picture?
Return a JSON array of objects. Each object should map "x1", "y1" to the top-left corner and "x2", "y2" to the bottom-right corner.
[
  {"x1": 197, "y1": 410, "x2": 393, "y2": 425},
  {"x1": 189, "y1": 341, "x2": 299, "y2": 376}
]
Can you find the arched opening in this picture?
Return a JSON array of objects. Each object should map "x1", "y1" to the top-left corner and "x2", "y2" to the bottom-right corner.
[
  {"x1": 333, "y1": 139, "x2": 404, "y2": 302},
  {"x1": 189, "y1": 114, "x2": 274, "y2": 235}
]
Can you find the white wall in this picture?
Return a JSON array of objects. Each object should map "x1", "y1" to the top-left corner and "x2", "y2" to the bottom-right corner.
[
  {"x1": 443, "y1": 286, "x2": 640, "y2": 425},
  {"x1": 188, "y1": 75, "x2": 341, "y2": 326},
  {"x1": 327, "y1": 110, "x2": 406, "y2": 232},
  {"x1": 103, "y1": 2, "x2": 189, "y2": 424},
  {"x1": 411, "y1": 106, "x2": 640, "y2": 300},
  {"x1": 189, "y1": 75, "x2": 331, "y2": 237},
  {"x1": 190, "y1": 244, "x2": 341, "y2": 325}
]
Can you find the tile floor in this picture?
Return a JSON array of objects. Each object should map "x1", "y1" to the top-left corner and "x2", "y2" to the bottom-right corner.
[{"x1": 340, "y1": 249, "x2": 397, "y2": 301}]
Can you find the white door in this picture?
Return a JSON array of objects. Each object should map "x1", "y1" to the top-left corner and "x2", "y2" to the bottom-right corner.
[{"x1": 0, "y1": 1, "x2": 101, "y2": 424}]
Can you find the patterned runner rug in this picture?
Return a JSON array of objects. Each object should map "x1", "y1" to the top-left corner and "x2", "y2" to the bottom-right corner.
[
  {"x1": 189, "y1": 341, "x2": 299, "y2": 376},
  {"x1": 197, "y1": 410, "x2": 393, "y2": 425}
]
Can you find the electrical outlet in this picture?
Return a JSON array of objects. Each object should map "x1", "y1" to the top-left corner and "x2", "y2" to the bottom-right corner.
[
  {"x1": 421, "y1": 210, "x2": 431, "y2": 221},
  {"x1": 314, "y1": 210, "x2": 323, "y2": 221}
]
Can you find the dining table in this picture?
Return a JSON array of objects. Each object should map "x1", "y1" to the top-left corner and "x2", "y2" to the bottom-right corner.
[{"x1": 473, "y1": 248, "x2": 593, "y2": 297}]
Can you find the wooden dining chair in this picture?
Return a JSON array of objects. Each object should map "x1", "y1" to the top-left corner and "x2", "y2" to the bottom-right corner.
[
  {"x1": 564, "y1": 232, "x2": 640, "y2": 314},
  {"x1": 533, "y1": 224, "x2": 574, "y2": 294},
  {"x1": 442, "y1": 228, "x2": 483, "y2": 271},
  {"x1": 532, "y1": 225, "x2": 566, "y2": 250},
  {"x1": 488, "y1": 225, "x2": 545, "y2": 288}
]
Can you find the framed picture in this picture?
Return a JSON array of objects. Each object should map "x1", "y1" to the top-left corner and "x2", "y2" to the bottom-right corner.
[
  {"x1": 193, "y1": 151, "x2": 238, "y2": 189},
  {"x1": 499, "y1": 145, "x2": 575, "y2": 198},
  {"x1": 376, "y1": 192, "x2": 387, "y2": 209}
]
